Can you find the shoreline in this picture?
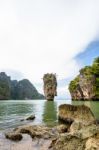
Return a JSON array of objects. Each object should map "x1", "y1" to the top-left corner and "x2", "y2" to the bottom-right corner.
[
  {"x1": 0, "y1": 121, "x2": 99, "y2": 150},
  {"x1": 0, "y1": 103, "x2": 99, "y2": 150}
]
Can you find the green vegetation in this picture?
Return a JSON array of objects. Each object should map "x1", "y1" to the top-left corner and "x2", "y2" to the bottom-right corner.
[
  {"x1": 69, "y1": 57, "x2": 99, "y2": 100},
  {"x1": 92, "y1": 57, "x2": 99, "y2": 98},
  {"x1": 0, "y1": 72, "x2": 44, "y2": 100},
  {"x1": 69, "y1": 76, "x2": 79, "y2": 92},
  {"x1": 0, "y1": 72, "x2": 11, "y2": 99}
]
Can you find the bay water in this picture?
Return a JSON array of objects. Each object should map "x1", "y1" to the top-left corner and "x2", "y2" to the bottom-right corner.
[{"x1": 0, "y1": 100, "x2": 99, "y2": 131}]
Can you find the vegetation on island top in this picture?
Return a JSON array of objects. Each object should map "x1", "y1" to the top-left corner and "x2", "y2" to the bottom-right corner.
[
  {"x1": 69, "y1": 57, "x2": 99, "y2": 100},
  {"x1": 0, "y1": 72, "x2": 44, "y2": 100}
]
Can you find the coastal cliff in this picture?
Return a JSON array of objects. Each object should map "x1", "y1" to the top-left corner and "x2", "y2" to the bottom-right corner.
[
  {"x1": 0, "y1": 72, "x2": 44, "y2": 100},
  {"x1": 69, "y1": 57, "x2": 99, "y2": 100}
]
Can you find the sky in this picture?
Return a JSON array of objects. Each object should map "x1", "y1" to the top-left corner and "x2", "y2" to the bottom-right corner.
[{"x1": 0, "y1": 0, "x2": 99, "y2": 99}]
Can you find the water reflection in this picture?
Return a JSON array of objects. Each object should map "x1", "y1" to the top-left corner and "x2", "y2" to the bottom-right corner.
[
  {"x1": 83, "y1": 101, "x2": 99, "y2": 119},
  {"x1": 72, "y1": 101, "x2": 99, "y2": 119},
  {"x1": 0, "y1": 100, "x2": 99, "y2": 130},
  {"x1": 43, "y1": 101, "x2": 57, "y2": 126}
]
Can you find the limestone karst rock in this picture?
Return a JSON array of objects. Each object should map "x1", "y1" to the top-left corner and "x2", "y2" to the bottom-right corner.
[
  {"x1": 58, "y1": 104, "x2": 95, "y2": 125},
  {"x1": 0, "y1": 72, "x2": 44, "y2": 100},
  {"x1": 0, "y1": 72, "x2": 11, "y2": 100},
  {"x1": 43, "y1": 73, "x2": 57, "y2": 100},
  {"x1": 69, "y1": 57, "x2": 99, "y2": 100}
]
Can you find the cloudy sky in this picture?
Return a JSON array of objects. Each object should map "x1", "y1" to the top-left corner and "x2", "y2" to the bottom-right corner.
[{"x1": 0, "y1": 0, "x2": 99, "y2": 99}]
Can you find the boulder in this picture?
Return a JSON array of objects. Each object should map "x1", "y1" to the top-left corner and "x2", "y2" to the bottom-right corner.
[
  {"x1": 58, "y1": 104, "x2": 95, "y2": 124},
  {"x1": 5, "y1": 132, "x2": 22, "y2": 141},
  {"x1": 50, "y1": 123, "x2": 99, "y2": 150},
  {"x1": 50, "y1": 133, "x2": 86, "y2": 150},
  {"x1": 6, "y1": 125, "x2": 55, "y2": 141},
  {"x1": 85, "y1": 134, "x2": 99, "y2": 150},
  {"x1": 5, "y1": 123, "x2": 99, "y2": 150},
  {"x1": 20, "y1": 114, "x2": 35, "y2": 121},
  {"x1": 26, "y1": 114, "x2": 35, "y2": 120},
  {"x1": 55, "y1": 124, "x2": 69, "y2": 133}
]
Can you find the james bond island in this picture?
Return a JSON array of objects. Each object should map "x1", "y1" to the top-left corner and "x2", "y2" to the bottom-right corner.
[{"x1": 43, "y1": 73, "x2": 57, "y2": 101}]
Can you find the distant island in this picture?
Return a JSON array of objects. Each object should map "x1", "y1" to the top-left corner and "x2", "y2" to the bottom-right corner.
[
  {"x1": 0, "y1": 72, "x2": 44, "y2": 100},
  {"x1": 69, "y1": 57, "x2": 99, "y2": 100}
]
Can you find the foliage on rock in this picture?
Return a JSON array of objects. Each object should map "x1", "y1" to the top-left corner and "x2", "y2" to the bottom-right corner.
[
  {"x1": 0, "y1": 72, "x2": 44, "y2": 100},
  {"x1": 69, "y1": 57, "x2": 99, "y2": 100},
  {"x1": 43, "y1": 73, "x2": 57, "y2": 100}
]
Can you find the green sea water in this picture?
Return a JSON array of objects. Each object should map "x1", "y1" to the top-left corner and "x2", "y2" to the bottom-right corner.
[{"x1": 0, "y1": 100, "x2": 99, "y2": 130}]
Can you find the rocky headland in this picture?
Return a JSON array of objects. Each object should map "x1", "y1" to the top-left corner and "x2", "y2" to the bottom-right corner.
[
  {"x1": 43, "y1": 73, "x2": 57, "y2": 101},
  {"x1": 69, "y1": 57, "x2": 99, "y2": 100},
  {"x1": 0, "y1": 72, "x2": 44, "y2": 100},
  {"x1": 3, "y1": 104, "x2": 99, "y2": 150}
]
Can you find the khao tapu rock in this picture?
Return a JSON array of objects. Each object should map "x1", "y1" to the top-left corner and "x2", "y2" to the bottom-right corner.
[
  {"x1": 58, "y1": 104, "x2": 95, "y2": 125},
  {"x1": 69, "y1": 57, "x2": 99, "y2": 100},
  {"x1": 43, "y1": 73, "x2": 57, "y2": 100},
  {"x1": 0, "y1": 72, "x2": 44, "y2": 100}
]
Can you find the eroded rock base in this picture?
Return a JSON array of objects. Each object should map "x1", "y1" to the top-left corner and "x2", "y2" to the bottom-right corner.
[{"x1": 4, "y1": 121, "x2": 99, "y2": 150}]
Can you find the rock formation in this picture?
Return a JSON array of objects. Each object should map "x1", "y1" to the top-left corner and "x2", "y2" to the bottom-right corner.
[
  {"x1": 0, "y1": 72, "x2": 44, "y2": 100},
  {"x1": 58, "y1": 104, "x2": 95, "y2": 125},
  {"x1": 51, "y1": 123, "x2": 99, "y2": 150},
  {"x1": 0, "y1": 72, "x2": 11, "y2": 99},
  {"x1": 5, "y1": 121, "x2": 99, "y2": 150},
  {"x1": 43, "y1": 73, "x2": 57, "y2": 100},
  {"x1": 69, "y1": 57, "x2": 99, "y2": 100},
  {"x1": 13, "y1": 79, "x2": 44, "y2": 100},
  {"x1": 4, "y1": 104, "x2": 99, "y2": 150}
]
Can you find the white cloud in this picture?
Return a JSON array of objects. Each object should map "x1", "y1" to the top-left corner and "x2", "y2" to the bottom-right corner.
[
  {"x1": 57, "y1": 85, "x2": 71, "y2": 99},
  {"x1": 0, "y1": 0, "x2": 99, "y2": 85}
]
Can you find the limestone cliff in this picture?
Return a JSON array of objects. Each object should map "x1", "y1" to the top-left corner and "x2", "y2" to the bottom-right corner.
[
  {"x1": 69, "y1": 57, "x2": 99, "y2": 100},
  {"x1": 43, "y1": 73, "x2": 57, "y2": 100},
  {"x1": 0, "y1": 72, "x2": 11, "y2": 99},
  {"x1": 0, "y1": 72, "x2": 44, "y2": 100}
]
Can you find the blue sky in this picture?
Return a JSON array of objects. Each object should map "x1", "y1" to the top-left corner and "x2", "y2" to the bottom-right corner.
[
  {"x1": 0, "y1": 0, "x2": 99, "y2": 99},
  {"x1": 76, "y1": 41, "x2": 99, "y2": 67},
  {"x1": 36, "y1": 40, "x2": 99, "y2": 99},
  {"x1": 58, "y1": 45, "x2": 99, "y2": 99}
]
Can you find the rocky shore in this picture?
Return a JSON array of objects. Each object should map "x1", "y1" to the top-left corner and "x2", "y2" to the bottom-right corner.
[
  {"x1": 0, "y1": 104, "x2": 98, "y2": 149},
  {"x1": 1, "y1": 104, "x2": 99, "y2": 150}
]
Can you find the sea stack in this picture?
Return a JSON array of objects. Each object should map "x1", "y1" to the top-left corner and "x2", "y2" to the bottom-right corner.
[{"x1": 43, "y1": 73, "x2": 57, "y2": 101}]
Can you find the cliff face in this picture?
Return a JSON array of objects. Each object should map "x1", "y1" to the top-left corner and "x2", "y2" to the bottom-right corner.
[
  {"x1": 0, "y1": 72, "x2": 11, "y2": 99},
  {"x1": 0, "y1": 72, "x2": 44, "y2": 100},
  {"x1": 69, "y1": 57, "x2": 99, "y2": 100},
  {"x1": 14, "y1": 79, "x2": 44, "y2": 100},
  {"x1": 43, "y1": 73, "x2": 57, "y2": 100}
]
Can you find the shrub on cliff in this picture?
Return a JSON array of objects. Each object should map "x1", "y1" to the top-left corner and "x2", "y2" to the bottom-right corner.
[
  {"x1": 69, "y1": 76, "x2": 79, "y2": 92},
  {"x1": 69, "y1": 57, "x2": 99, "y2": 100}
]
